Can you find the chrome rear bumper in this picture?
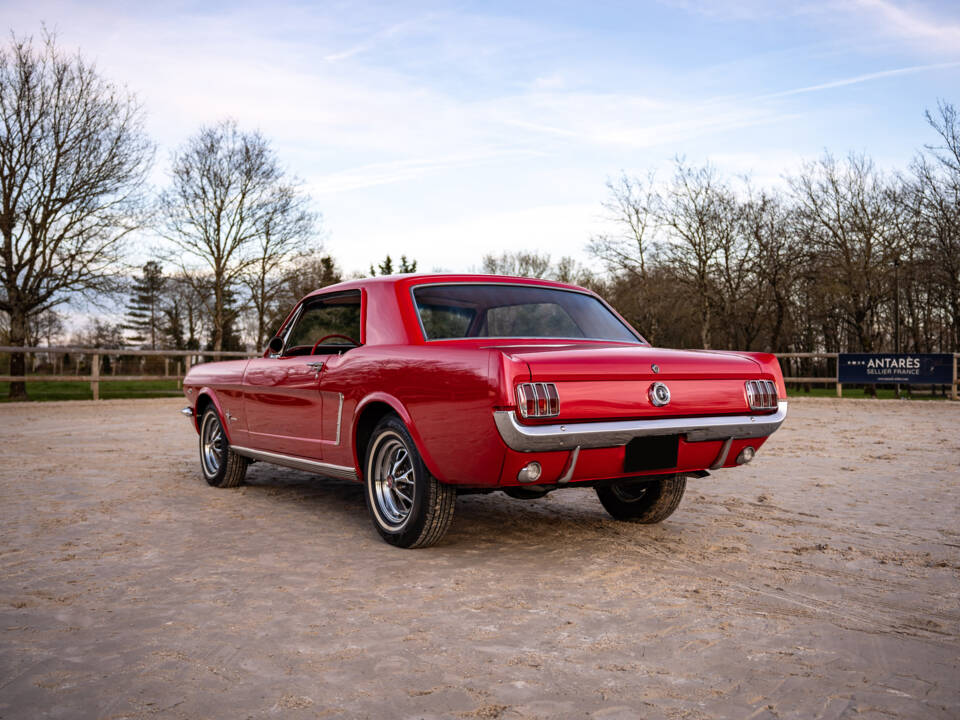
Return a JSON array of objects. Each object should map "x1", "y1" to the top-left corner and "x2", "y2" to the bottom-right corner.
[{"x1": 493, "y1": 401, "x2": 788, "y2": 452}]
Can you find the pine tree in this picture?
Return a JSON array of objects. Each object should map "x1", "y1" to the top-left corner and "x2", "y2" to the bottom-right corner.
[
  {"x1": 369, "y1": 254, "x2": 416, "y2": 276},
  {"x1": 124, "y1": 261, "x2": 166, "y2": 349}
]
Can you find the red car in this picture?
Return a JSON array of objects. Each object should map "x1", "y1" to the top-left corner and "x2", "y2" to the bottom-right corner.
[{"x1": 182, "y1": 274, "x2": 787, "y2": 548}]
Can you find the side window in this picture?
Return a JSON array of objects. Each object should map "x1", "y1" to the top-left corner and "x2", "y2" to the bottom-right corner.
[{"x1": 283, "y1": 292, "x2": 362, "y2": 356}]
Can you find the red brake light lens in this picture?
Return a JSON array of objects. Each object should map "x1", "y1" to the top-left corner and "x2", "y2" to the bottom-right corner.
[{"x1": 516, "y1": 382, "x2": 559, "y2": 418}]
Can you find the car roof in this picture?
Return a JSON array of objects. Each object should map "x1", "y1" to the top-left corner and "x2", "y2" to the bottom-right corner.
[{"x1": 303, "y1": 273, "x2": 593, "y2": 300}]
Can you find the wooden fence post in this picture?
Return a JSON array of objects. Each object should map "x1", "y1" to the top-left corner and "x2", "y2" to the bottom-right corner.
[
  {"x1": 952, "y1": 354, "x2": 958, "y2": 401},
  {"x1": 164, "y1": 357, "x2": 169, "y2": 377},
  {"x1": 91, "y1": 353, "x2": 100, "y2": 401}
]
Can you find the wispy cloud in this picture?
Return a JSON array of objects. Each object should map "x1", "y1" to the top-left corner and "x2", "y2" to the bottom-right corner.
[
  {"x1": 853, "y1": 0, "x2": 960, "y2": 53},
  {"x1": 760, "y1": 61, "x2": 960, "y2": 98},
  {"x1": 308, "y1": 149, "x2": 544, "y2": 194},
  {"x1": 323, "y1": 15, "x2": 430, "y2": 62}
]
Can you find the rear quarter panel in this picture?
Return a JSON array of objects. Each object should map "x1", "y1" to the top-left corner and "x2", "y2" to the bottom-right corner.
[{"x1": 332, "y1": 345, "x2": 526, "y2": 485}]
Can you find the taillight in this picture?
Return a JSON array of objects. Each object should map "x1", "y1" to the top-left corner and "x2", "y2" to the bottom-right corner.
[
  {"x1": 516, "y1": 382, "x2": 560, "y2": 418},
  {"x1": 745, "y1": 379, "x2": 778, "y2": 411}
]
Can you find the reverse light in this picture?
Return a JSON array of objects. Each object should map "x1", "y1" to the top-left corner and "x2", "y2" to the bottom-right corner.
[
  {"x1": 517, "y1": 462, "x2": 542, "y2": 483},
  {"x1": 745, "y1": 380, "x2": 778, "y2": 411},
  {"x1": 516, "y1": 382, "x2": 560, "y2": 418}
]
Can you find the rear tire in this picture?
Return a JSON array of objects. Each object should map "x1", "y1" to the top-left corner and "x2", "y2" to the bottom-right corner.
[
  {"x1": 595, "y1": 474, "x2": 686, "y2": 523},
  {"x1": 364, "y1": 415, "x2": 455, "y2": 548},
  {"x1": 198, "y1": 407, "x2": 248, "y2": 488}
]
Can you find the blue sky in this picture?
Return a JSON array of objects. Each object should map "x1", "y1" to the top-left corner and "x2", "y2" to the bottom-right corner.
[{"x1": 3, "y1": 0, "x2": 960, "y2": 274}]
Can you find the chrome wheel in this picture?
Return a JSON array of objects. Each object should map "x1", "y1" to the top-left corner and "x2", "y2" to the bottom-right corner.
[
  {"x1": 200, "y1": 411, "x2": 225, "y2": 478},
  {"x1": 371, "y1": 433, "x2": 415, "y2": 529}
]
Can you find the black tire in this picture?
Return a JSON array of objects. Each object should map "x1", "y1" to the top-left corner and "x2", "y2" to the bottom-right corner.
[
  {"x1": 595, "y1": 474, "x2": 686, "y2": 523},
  {"x1": 364, "y1": 415, "x2": 455, "y2": 548},
  {"x1": 198, "y1": 407, "x2": 248, "y2": 488}
]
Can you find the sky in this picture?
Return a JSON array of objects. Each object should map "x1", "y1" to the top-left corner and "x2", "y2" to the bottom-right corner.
[{"x1": 3, "y1": 0, "x2": 960, "y2": 276}]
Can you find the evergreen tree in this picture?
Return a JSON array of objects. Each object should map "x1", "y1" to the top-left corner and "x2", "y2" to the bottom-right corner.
[
  {"x1": 369, "y1": 254, "x2": 416, "y2": 276},
  {"x1": 124, "y1": 261, "x2": 166, "y2": 348}
]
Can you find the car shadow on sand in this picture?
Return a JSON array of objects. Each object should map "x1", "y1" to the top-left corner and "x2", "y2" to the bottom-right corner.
[{"x1": 235, "y1": 461, "x2": 683, "y2": 554}]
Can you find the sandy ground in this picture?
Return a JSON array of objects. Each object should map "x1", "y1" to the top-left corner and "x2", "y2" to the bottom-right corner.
[{"x1": 0, "y1": 397, "x2": 958, "y2": 720}]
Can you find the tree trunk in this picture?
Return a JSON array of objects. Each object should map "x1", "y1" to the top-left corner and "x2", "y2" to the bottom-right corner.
[{"x1": 7, "y1": 308, "x2": 29, "y2": 401}]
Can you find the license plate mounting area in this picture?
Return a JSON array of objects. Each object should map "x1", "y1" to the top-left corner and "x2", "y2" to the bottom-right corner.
[{"x1": 624, "y1": 435, "x2": 679, "y2": 473}]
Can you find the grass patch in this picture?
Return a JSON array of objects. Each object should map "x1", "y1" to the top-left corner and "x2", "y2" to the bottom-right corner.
[
  {"x1": 0, "y1": 380, "x2": 183, "y2": 402},
  {"x1": 787, "y1": 385, "x2": 953, "y2": 400}
]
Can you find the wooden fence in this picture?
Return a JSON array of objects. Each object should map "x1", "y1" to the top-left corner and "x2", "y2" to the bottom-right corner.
[
  {"x1": 1, "y1": 346, "x2": 957, "y2": 401},
  {"x1": 776, "y1": 352, "x2": 959, "y2": 400},
  {"x1": 0, "y1": 346, "x2": 257, "y2": 400}
]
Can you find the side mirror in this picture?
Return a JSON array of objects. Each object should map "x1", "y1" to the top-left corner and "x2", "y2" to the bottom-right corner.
[{"x1": 268, "y1": 336, "x2": 284, "y2": 354}]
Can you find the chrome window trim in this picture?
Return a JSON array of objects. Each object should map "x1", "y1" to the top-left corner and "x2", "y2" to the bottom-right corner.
[
  {"x1": 230, "y1": 445, "x2": 357, "y2": 481},
  {"x1": 279, "y1": 289, "x2": 364, "y2": 356},
  {"x1": 493, "y1": 401, "x2": 788, "y2": 452},
  {"x1": 409, "y1": 281, "x2": 647, "y2": 345}
]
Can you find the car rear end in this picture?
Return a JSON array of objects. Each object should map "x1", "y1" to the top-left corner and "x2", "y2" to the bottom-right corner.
[{"x1": 490, "y1": 344, "x2": 787, "y2": 488}]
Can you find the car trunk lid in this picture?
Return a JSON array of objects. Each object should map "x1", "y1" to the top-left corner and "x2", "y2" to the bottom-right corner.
[{"x1": 494, "y1": 343, "x2": 767, "y2": 421}]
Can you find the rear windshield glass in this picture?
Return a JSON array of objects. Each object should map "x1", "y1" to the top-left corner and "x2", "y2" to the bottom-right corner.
[{"x1": 412, "y1": 284, "x2": 641, "y2": 342}]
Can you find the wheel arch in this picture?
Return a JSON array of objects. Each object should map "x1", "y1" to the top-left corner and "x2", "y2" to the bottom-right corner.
[
  {"x1": 353, "y1": 393, "x2": 444, "y2": 482},
  {"x1": 193, "y1": 388, "x2": 233, "y2": 443}
]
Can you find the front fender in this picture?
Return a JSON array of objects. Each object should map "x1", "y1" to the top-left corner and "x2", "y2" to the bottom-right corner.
[{"x1": 192, "y1": 387, "x2": 234, "y2": 444}]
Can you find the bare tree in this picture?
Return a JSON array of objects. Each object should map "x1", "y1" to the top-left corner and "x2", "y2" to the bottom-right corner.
[
  {"x1": 659, "y1": 160, "x2": 730, "y2": 349},
  {"x1": 160, "y1": 119, "x2": 315, "y2": 351},
  {"x1": 0, "y1": 33, "x2": 153, "y2": 399},
  {"x1": 588, "y1": 172, "x2": 659, "y2": 280},
  {"x1": 481, "y1": 251, "x2": 552, "y2": 278},
  {"x1": 914, "y1": 101, "x2": 960, "y2": 350},
  {"x1": 242, "y1": 183, "x2": 318, "y2": 350},
  {"x1": 788, "y1": 153, "x2": 902, "y2": 352}
]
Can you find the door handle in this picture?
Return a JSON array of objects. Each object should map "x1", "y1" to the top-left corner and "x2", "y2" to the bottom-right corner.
[{"x1": 306, "y1": 360, "x2": 325, "y2": 373}]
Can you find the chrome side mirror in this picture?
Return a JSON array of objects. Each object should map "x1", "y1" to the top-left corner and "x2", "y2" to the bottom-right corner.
[{"x1": 268, "y1": 336, "x2": 284, "y2": 354}]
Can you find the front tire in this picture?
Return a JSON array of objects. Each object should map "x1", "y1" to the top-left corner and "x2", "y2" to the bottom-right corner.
[
  {"x1": 364, "y1": 415, "x2": 455, "y2": 548},
  {"x1": 198, "y1": 407, "x2": 248, "y2": 488},
  {"x1": 595, "y1": 474, "x2": 686, "y2": 523}
]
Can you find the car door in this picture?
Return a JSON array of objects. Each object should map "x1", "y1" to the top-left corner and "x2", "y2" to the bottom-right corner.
[{"x1": 242, "y1": 290, "x2": 363, "y2": 459}]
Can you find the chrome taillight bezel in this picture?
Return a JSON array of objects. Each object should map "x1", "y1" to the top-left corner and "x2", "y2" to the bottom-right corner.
[
  {"x1": 745, "y1": 379, "x2": 778, "y2": 411},
  {"x1": 516, "y1": 382, "x2": 560, "y2": 418}
]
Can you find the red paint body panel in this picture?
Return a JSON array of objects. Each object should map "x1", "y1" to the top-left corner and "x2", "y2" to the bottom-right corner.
[{"x1": 183, "y1": 273, "x2": 786, "y2": 488}]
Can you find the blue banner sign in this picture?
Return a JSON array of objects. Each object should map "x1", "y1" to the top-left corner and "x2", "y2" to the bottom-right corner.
[{"x1": 838, "y1": 353, "x2": 954, "y2": 384}]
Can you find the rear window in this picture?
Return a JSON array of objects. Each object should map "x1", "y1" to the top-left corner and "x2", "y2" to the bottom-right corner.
[{"x1": 413, "y1": 284, "x2": 641, "y2": 342}]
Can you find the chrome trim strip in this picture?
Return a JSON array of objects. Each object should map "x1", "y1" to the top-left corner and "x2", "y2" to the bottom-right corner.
[
  {"x1": 230, "y1": 445, "x2": 358, "y2": 481},
  {"x1": 710, "y1": 437, "x2": 734, "y2": 470},
  {"x1": 493, "y1": 401, "x2": 788, "y2": 452},
  {"x1": 334, "y1": 393, "x2": 344, "y2": 445},
  {"x1": 557, "y1": 446, "x2": 580, "y2": 484}
]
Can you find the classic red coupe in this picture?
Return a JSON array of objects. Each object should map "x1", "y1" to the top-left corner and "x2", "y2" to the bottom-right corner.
[{"x1": 181, "y1": 274, "x2": 787, "y2": 548}]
